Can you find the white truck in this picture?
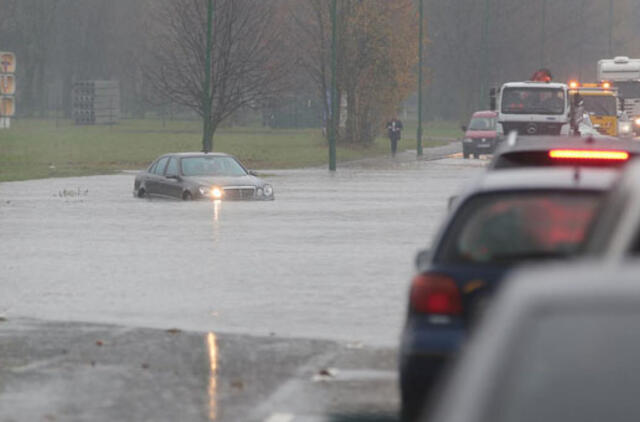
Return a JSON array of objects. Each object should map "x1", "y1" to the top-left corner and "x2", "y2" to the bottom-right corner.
[
  {"x1": 598, "y1": 57, "x2": 640, "y2": 133},
  {"x1": 494, "y1": 81, "x2": 573, "y2": 136}
]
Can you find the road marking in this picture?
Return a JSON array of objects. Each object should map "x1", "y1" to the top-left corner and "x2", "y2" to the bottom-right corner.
[{"x1": 264, "y1": 413, "x2": 295, "y2": 422}]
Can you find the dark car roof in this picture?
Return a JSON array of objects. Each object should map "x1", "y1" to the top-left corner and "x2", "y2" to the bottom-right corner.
[
  {"x1": 427, "y1": 261, "x2": 640, "y2": 422},
  {"x1": 471, "y1": 110, "x2": 498, "y2": 118},
  {"x1": 489, "y1": 135, "x2": 640, "y2": 170}
]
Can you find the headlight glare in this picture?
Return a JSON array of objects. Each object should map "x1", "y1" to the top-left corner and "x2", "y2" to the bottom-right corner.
[
  {"x1": 211, "y1": 187, "x2": 223, "y2": 199},
  {"x1": 635, "y1": 118, "x2": 640, "y2": 126}
]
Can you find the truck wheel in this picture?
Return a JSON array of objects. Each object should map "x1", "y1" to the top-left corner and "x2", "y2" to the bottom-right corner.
[
  {"x1": 463, "y1": 149, "x2": 470, "y2": 159},
  {"x1": 473, "y1": 153, "x2": 480, "y2": 159}
]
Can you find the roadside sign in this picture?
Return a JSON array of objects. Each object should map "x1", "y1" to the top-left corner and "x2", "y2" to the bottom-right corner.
[
  {"x1": 0, "y1": 52, "x2": 15, "y2": 124},
  {"x1": 0, "y1": 95, "x2": 15, "y2": 117},
  {"x1": 0, "y1": 74, "x2": 15, "y2": 95},
  {"x1": 0, "y1": 52, "x2": 16, "y2": 74}
]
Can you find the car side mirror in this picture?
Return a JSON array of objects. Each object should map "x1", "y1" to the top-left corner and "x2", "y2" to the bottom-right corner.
[
  {"x1": 460, "y1": 125, "x2": 467, "y2": 132},
  {"x1": 248, "y1": 170, "x2": 258, "y2": 176},
  {"x1": 415, "y1": 248, "x2": 431, "y2": 268}
]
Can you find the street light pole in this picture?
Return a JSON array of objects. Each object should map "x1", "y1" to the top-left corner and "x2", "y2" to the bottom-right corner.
[
  {"x1": 202, "y1": 0, "x2": 214, "y2": 152},
  {"x1": 608, "y1": 0, "x2": 613, "y2": 57},
  {"x1": 416, "y1": 0, "x2": 423, "y2": 157},
  {"x1": 329, "y1": 0, "x2": 337, "y2": 171},
  {"x1": 479, "y1": 0, "x2": 490, "y2": 110},
  {"x1": 540, "y1": 0, "x2": 546, "y2": 67}
]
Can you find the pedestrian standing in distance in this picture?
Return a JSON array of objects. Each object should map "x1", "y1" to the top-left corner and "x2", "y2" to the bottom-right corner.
[{"x1": 386, "y1": 117, "x2": 403, "y2": 157}]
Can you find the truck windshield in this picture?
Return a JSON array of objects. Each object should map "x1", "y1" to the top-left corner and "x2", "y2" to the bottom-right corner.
[
  {"x1": 502, "y1": 87, "x2": 565, "y2": 115},
  {"x1": 581, "y1": 95, "x2": 617, "y2": 115},
  {"x1": 613, "y1": 81, "x2": 640, "y2": 99}
]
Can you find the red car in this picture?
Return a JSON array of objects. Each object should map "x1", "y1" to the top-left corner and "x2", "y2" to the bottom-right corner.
[{"x1": 461, "y1": 110, "x2": 499, "y2": 159}]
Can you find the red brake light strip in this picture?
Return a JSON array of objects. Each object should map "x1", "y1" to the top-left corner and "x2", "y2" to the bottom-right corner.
[{"x1": 549, "y1": 149, "x2": 629, "y2": 160}]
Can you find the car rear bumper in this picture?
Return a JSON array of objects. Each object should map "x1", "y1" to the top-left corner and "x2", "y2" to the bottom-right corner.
[
  {"x1": 399, "y1": 321, "x2": 465, "y2": 385},
  {"x1": 463, "y1": 138, "x2": 498, "y2": 153}
]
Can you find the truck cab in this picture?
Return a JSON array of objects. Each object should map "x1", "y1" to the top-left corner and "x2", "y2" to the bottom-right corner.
[
  {"x1": 569, "y1": 82, "x2": 619, "y2": 136},
  {"x1": 497, "y1": 81, "x2": 571, "y2": 136}
]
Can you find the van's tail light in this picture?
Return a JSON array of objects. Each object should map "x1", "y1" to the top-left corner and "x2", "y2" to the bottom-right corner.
[
  {"x1": 410, "y1": 273, "x2": 462, "y2": 315},
  {"x1": 549, "y1": 149, "x2": 629, "y2": 160}
]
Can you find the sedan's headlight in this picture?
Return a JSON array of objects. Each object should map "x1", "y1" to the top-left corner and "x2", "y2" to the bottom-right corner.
[
  {"x1": 463, "y1": 138, "x2": 473, "y2": 143},
  {"x1": 263, "y1": 184, "x2": 273, "y2": 196},
  {"x1": 211, "y1": 187, "x2": 223, "y2": 199},
  {"x1": 256, "y1": 188, "x2": 264, "y2": 196},
  {"x1": 199, "y1": 186, "x2": 223, "y2": 199}
]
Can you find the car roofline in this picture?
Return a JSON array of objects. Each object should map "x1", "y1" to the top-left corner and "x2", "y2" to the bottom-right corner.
[{"x1": 464, "y1": 167, "x2": 618, "y2": 194}]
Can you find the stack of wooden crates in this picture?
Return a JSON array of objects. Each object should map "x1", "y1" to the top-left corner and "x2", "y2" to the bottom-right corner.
[{"x1": 72, "y1": 80, "x2": 120, "y2": 125}]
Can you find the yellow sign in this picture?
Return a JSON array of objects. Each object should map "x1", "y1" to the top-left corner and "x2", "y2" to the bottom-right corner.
[
  {"x1": 0, "y1": 96, "x2": 15, "y2": 116},
  {"x1": 0, "y1": 52, "x2": 16, "y2": 73},
  {"x1": 0, "y1": 74, "x2": 15, "y2": 95}
]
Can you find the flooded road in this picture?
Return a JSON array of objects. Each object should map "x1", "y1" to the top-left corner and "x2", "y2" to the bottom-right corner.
[{"x1": 0, "y1": 152, "x2": 484, "y2": 347}]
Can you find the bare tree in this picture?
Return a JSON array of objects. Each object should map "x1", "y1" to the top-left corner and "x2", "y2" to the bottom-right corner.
[{"x1": 146, "y1": 0, "x2": 291, "y2": 152}]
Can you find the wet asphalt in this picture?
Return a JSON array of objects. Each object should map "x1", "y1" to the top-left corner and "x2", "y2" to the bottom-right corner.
[
  {"x1": 0, "y1": 318, "x2": 397, "y2": 422},
  {"x1": 0, "y1": 143, "x2": 486, "y2": 420}
]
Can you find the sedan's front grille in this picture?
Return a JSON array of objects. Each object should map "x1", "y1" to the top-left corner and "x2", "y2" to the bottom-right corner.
[{"x1": 223, "y1": 187, "x2": 255, "y2": 200}]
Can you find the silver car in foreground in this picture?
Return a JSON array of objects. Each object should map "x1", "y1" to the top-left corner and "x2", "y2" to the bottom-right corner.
[{"x1": 426, "y1": 262, "x2": 640, "y2": 422}]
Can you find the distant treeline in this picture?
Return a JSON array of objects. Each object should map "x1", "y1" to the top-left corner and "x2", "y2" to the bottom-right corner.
[{"x1": 1, "y1": 0, "x2": 639, "y2": 126}]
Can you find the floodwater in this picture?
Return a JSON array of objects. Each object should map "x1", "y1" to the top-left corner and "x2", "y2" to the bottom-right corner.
[{"x1": 0, "y1": 154, "x2": 484, "y2": 346}]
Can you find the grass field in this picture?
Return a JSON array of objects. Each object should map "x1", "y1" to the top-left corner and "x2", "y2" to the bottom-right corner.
[{"x1": 0, "y1": 119, "x2": 457, "y2": 182}]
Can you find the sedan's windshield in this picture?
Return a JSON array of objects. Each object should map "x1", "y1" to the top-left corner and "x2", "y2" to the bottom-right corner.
[
  {"x1": 181, "y1": 156, "x2": 247, "y2": 177},
  {"x1": 502, "y1": 88, "x2": 565, "y2": 115},
  {"x1": 437, "y1": 192, "x2": 600, "y2": 264}
]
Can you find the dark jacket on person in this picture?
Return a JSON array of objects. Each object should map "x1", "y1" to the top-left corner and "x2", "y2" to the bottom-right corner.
[{"x1": 386, "y1": 119, "x2": 403, "y2": 141}]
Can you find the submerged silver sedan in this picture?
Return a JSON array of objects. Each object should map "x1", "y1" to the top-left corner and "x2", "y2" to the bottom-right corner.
[{"x1": 133, "y1": 152, "x2": 274, "y2": 201}]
